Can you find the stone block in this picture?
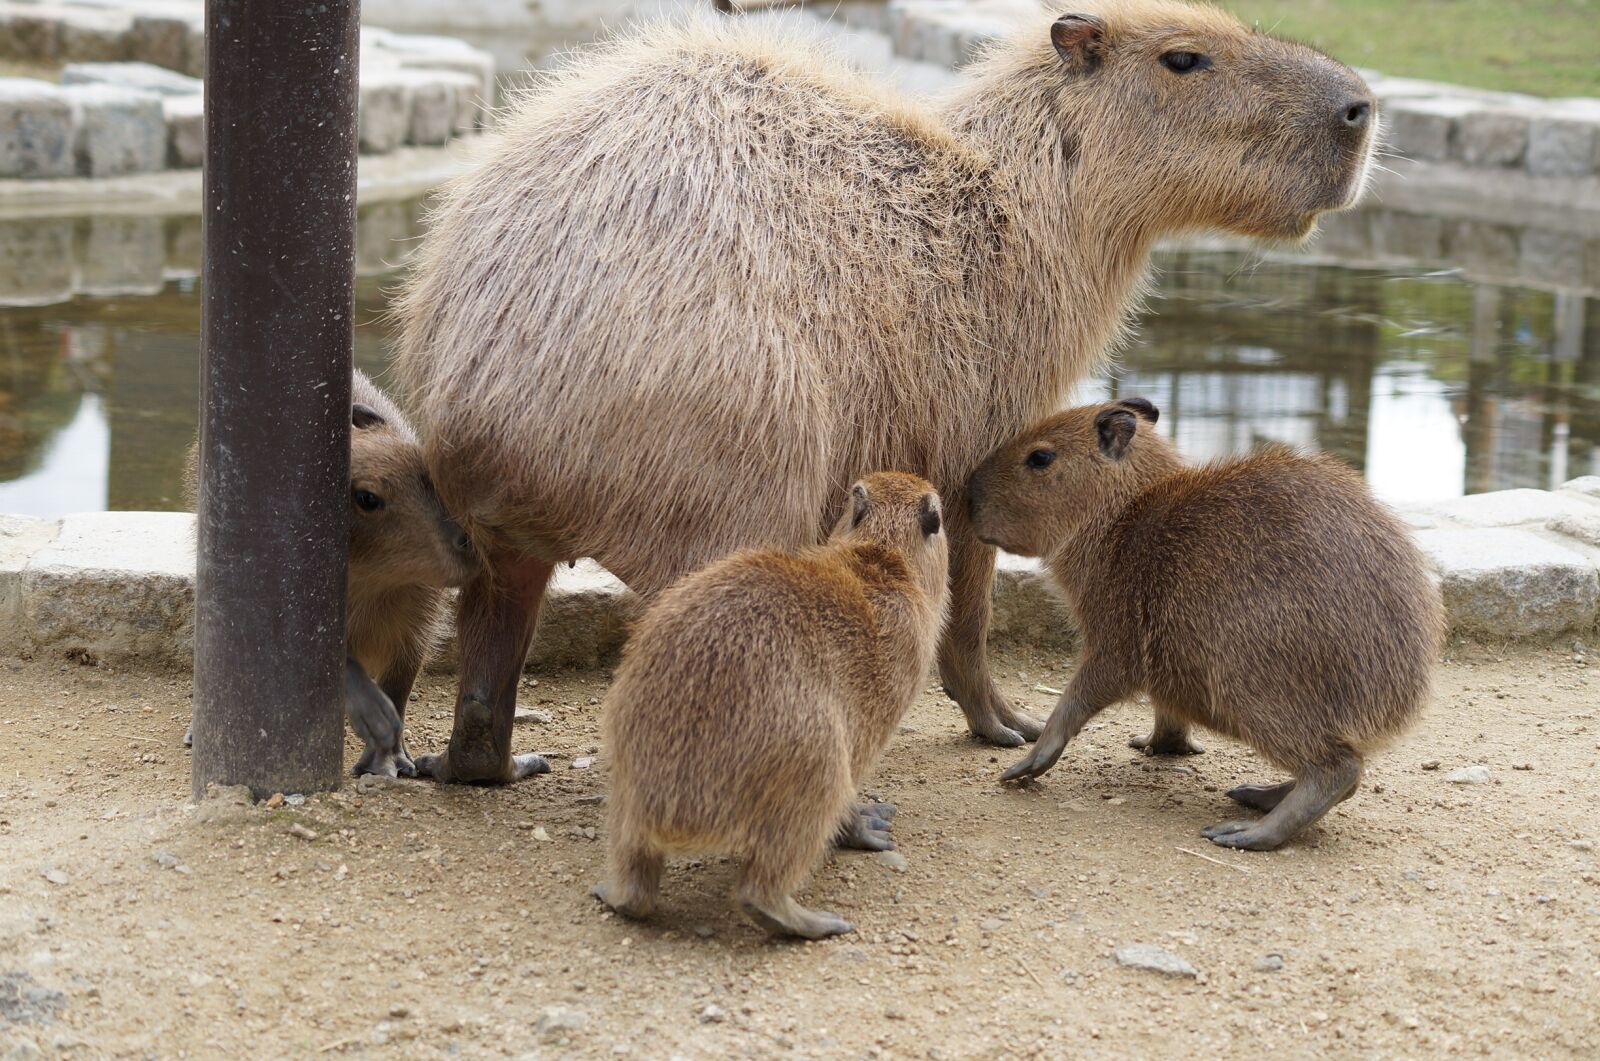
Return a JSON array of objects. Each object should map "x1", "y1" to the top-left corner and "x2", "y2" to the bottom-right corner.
[
  {"x1": 1373, "y1": 210, "x2": 1446, "y2": 262},
  {"x1": 1312, "y1": 208, "x2": 1374, "y2": 259},
  {"x1": 355, "y1": 200, "x2": 412, "y2": 275},
  {"x1": 63, "y1": 84, "x2": 165, "y2": 177},
  {"x1": 403, "y1": 75, "x2": 454, "y2": 146},
  {"x1": 1548, "y1": 513, "x2": 1600, "y2": 550},
  {"x1": 57, "y1": 9, "x2": 134, "y2": 63},
  {"x1": 19, "y1": 512, "x2": 196, "y2": 666},
  {"x1": 1413, "y1": 527, "x2": 1598, "y2": 638},
  {"x1": 358, "y1": 74, "x2": 409, "y2": 155},
  {"x1": 0, "y1": 515, "x2": 61, "y2": 635},
  {"x1": 0, "y1": 78, "x2": 74, "y2": 179},
  {"x1": 529, "y1": 560, "x2": 640, "y2": 669},
  {"x1": 1559, "y1": 476, "x2": 1600, "y2": 499},
  {"x1": 62, "y1": 61, "x2": 202, "y2": 96},
  {"x1": 74, "y1": 215, "x2": 165, "y2": 296},
  {"x1": 1447, "y1": 219, "x2": 1520, "y2": 278},
  {"x1": 1384, "y1": 98, "x2": 1475, "y2": 162},
  {"x1": 1457, "y1": 108, "x2": 1529, "y2": 167},
  {"x1": 1526, "y1": 116, "x2": 1596, "y2": 178},
  {"x1": 0, "y1": 13, "x2": 61, "y2": 62},
  {"x1": 989, "y1": 552, "x2": 1074, "y2": 651},
  {"x1": 1416, "y1": 488, "x2": 1600, "y2": 529},
  {"x1": 1519, "y1": 229, "x2": 1586, "y2": 289},
  {"x1": 0, "y1": 216, "x2": 73, "y2": 306},
  {"x1": 126, "y1": 15, "x2": 189, "y2": 72},
  {"x1": 164, "y1": 213, "x2": 202, "y2": 275},
  {"x1": 162, "y1": 92, "x2": 202, "y2": 168}
]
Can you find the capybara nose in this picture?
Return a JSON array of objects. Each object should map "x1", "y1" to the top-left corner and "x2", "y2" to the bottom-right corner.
[
  {"x1": 1340, "y1": 98, "x2": 1372, "y2": 130},
  {"x1": 453, "y1": 527, "x2": 472, "y2": 553}
]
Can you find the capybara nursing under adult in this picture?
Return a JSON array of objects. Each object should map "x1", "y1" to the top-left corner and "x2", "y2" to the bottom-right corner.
[
  {"x1": 969, "y1": 400, "x2": 1443, "y2": 850},
  {"x1": 183, "y1": 371, "x2": 478, "y2": 776},
  {"x1": 594, "y1": 472, "x2": 948, "y2": 938},
  {"x1": 395, "y1": 2, "x2": 1377, "y2": 782}
]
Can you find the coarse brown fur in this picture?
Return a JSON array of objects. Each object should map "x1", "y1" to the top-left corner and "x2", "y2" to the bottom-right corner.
[
  {"x1": 183, "y1": 371, "x2": 478, "y2": 775},
  {"x1": 393, "y1": 1, "x2": 1378, "y2": 779},
  {"x1": 968, "y1": 399, "x2": 1445, "y2": 850},
  {"x1": 594, "y1": 472, "x2": 949, "y2": 938}
]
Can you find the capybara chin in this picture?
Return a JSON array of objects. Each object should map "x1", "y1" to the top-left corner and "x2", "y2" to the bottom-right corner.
[
  {"x1": 968, "y1": 400, "x2": 1443, "y2": 850},
  {"x1": 395, "y1": 1, "x2": 1378, "y2": 783},
  {"x1": 184, "y1": 370, "x2": 479, "y2": 777},
  {"x1": 593, "y1": 472, "x2": 949, "y2": 939}
]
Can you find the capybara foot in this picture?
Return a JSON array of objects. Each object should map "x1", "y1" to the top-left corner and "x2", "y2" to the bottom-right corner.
[
  {"x1": 834, "y1": 801, "x2": 897, "y2": 852},
  {"x1": 415, "y1": 694, "x2": 549, "y2": 784},
  {"x1": 956, "y1": 686, "x2": 1044, "y2": 747},
  {"x1": 1226, "y1": 780, "x2": 1295, "y2": 812},
  {"x1": 1205, "y1": 759, "x2": 1360, "y2": 850},
  {"x1": 182, "y1": 724, "x2": 192, "y2": 748},
  {"x1": 351, "y1": 744, "x2": 418, "y2": 779},
  {"x1": 1129, "y1": 730, "x2": 1204, "y2": 756},
  {"x1": 741, "y1": 897, "x2": 854, "y2": 940},
  {"x1": 591, "y1": 880, "x2": 655, "y2": 920}
]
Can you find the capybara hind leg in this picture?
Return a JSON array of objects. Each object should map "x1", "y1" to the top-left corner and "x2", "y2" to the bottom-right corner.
[
  {"x1": 1204, "y1": 755, "x2": 1361, "y2": 851},
  {"x1": 1129, "y1": 707, "x2": 1203, "y2": 756},
  {"x1": 736, "y1": 825, "x2": 851, "y2": 939},
  {"x1": 1226, "y1": 779, "x2": 1296, "y2": 812},
  {"x1": 414, "y1": 558, "x2": 555, "y2": 785},
  {"x1": 832, "y1": 801, "x2": 898, "y2": 852},
  {"x1": 592, "y1": 842, "x2": 663, "y2": 920},
  {"x1": 741, "y1": 895, "x2": 854, "y2": 940},
  {"x1": 939, "y1": 510, "x2": 1042, "y2": 746}
]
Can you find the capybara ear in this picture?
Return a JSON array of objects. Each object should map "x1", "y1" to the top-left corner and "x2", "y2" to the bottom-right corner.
[
  {"x1": 352, "y1": 403, "x2": 387, "y2": 430},
  {"x1": 1096, "y1": 408, "x2": 1137, "y2": 460},
  {"x1": 1118, "y1": 397, "x2": 1159, "y2": 424},
  {"x1": 1051, "y1": 14, "x2": 1106, "y2": 72},
  {"x1": 919, "y1": 493, "x2": 943, "y2": 537},
  {"x1": 851, "y1": 482, "x2": 871, "y2": 526}
]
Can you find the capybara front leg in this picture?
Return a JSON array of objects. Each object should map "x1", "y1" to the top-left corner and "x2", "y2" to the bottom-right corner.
[
  {"x1": 938, "y1": 508, "x2": 1043, "y2": 746},
  {"x1": 1203, "y1": 753, "x2": 1361, "y2": 851},
  {"x1": 1000, "y1": 654, "x2": 1128, "y2": 782},
  {"x1": 1129, "y1": 706, "x2": 1204, "y2": 756},
  {"x1": 414, "y1": 557, "x2": 554, "y2": 785},
  {"x1": 832, "y1": 801, "x2": 897, "y2": 852},
  {"x1": 346, "y1": 657, "x2": 404, "y2": 778}
]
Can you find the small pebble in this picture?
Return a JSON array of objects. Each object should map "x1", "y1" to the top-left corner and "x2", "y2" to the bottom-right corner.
[
  {"x1": 698, "y1": 1004, "x2": 726, "y2": 1024},
  {"x1": 1420, "y1": 760, "x2": 1441, "y2": 771},
  {"x1": 1113, "y1": 943, "x2": 1197, "y2": 978},
  {"x1": 264, "y1": 792, "x2": 285, "y2": 809},
  {"x1": 389, "y1": 1004, "x2": 409, "y2": 1019},
  {"x1": 152, "y1": 851, "x2": 179, "y2": 870},
  {"x1": 41, "y1": 867, "x2": 68, "y2": 886},
  {"x1": 572, "y1": 757, "x2": 595, "y2": 770},
  {"x1": 1446, "y1": 766, "x2": 1491, "y2": 785},
  {"x1": 1254, "y1": 954, "x2": 1285, "y2": 972},
  {"x1": 285, "y1": 794, "x2": 306, "y2": 806},
  {"x1": 1569, "y1": 839, "x2": 1594, "y2": 852},
  {"x1": 877, "y1": 850, "x2": 908, "y2": 873},
  {"x1": 287, "y1": 823, "x2": 318, "y2": 841}
]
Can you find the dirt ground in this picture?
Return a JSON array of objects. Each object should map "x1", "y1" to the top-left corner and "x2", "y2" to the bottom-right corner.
[{"x1": 1, "y1": 642, "x2": 1597, "y2": 1059}]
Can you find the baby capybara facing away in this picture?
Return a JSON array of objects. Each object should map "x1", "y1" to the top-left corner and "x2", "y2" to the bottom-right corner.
[
  {"x1": 968, "y1": 401, "x2": 1442, "y2": 850},
  {"x1": 185, "y1": 371, "x2": 479, "y2": 777},
  {"x1": 594, "y1": 472, "x2": 948, "y2": 938}
]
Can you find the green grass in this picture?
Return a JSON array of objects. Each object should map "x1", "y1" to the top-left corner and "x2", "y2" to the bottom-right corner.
[{"x1": 1219, "y1": 0, "x2": 1600, "y2": 97}]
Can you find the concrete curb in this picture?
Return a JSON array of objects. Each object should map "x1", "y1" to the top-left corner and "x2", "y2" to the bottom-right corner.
[{"x1": 7, "y1": 485, "x2": 1600, "y2": 669}]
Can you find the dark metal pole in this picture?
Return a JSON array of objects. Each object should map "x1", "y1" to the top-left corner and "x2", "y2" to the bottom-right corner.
[{"x1": 192, "y1": 0, "x2": 360, "y2": 800}]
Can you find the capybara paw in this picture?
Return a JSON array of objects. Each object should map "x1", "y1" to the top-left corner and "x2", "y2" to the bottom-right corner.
[
  {"x1": 411, "y1": 752, "x2": 453, "y2": 783},
  {"x1": 743, "y1": 901, "x2": 854, "y2": 940},
  {"x1": 591, "y1": 881, "x2": 652, "y2": 920},
  {"x1": 1201, "y1": 820, "x2": 1284, "y2": 851},
  {"x1": 1225, "y1": 781, "x2": 1295, "y2": 812},
  {"x1": 1129, "y1": 732, "x2": 1204, "y2": 756},
  {"x1": 834, "y1": 802, "x2": 897, "y2": 851},
  {"x1": 512, "y1": 753, "x2": 551, "y2": 779}
]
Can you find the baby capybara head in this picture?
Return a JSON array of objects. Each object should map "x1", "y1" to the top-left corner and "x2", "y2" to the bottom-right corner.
[
  {"x1": 349, "y1": 402, "x2": 478, "y2": 592},
  {"x1": 1015, "y1": 1, "x2": 1377, "y2": 240},
  {"x1": 967, "y1": 398, "x2": 1182, "y2": 557},
  {"x1": 831, "y1": 471, "x2": 949, "y2": 598}
]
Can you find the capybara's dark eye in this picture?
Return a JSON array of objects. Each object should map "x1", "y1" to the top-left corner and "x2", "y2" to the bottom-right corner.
[
  {"x1": 1160, "y1": 51, "x2": 1210, "y2": 74},
  {"x1": 1025, "y1": 449, "x2": 1057, "y2": 470},
  {"x1": 354, "y1": 489, "x2": 385, "y2": 512}
]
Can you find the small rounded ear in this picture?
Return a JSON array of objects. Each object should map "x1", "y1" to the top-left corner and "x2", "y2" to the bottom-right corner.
[
  {"x1": 918, "y1": 493, "x2": 943, "y2": 537},
  {"x1": 850, "y1": 482, "x2": 870, "y2": 526},
  {"x1": 1051, "y1": 13, "x2": 1106, "y2": 72},
  {"x1": 1117, "y1": 397, "x2": 1159, "y2": 424},
  {"x1": 1095, "y1": 408, "x2": 1137, "y2": 460},
  {"x1": 352, "y1": 403, "x2": 386, "y2": 430}
]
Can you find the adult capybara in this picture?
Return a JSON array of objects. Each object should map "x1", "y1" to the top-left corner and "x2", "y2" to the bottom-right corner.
[
  {"x1": 968, "y1": 400, "x2": 1443, "y2": 850},
  {"x1": 183, "y1": 371, "x2": 479, "y2": 777},
  {"x1": 395, "y1": 2, "x2": 1379, "y2": 783},
  {"x1": 593, "y1": 472, "x2": 948, "y2": 938}
]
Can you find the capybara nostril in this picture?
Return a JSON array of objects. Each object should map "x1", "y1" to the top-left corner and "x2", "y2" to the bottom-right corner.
[
  {"x1": 1341, "y1": 99, "x2": 1372, "y2": 129},
  {"x1": 454, "y1": 528, "x2": 472, "y2": 553}
]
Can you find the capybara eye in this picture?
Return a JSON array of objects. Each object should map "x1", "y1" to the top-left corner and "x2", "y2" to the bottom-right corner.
[
  {"x1": 1025, "y1": 449, "x2": 1057, "y2": 470},
  {"x1": 1160, "y1": 51, "x2": 1210, "y2": 74},
  {"x1": 354, "y1": 489, "x2": 385, "y2": 512}
]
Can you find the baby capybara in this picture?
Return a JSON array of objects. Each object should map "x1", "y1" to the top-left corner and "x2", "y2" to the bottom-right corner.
[
  {"x1": 967, "y1": 400, "x2": 1442, "y2": 850},
  {"x1": 593, "y1": 472, "x2": 949, "y2": 938},
  {"x1": 184, "y1": 370, "x2": 479, "y2": 777}
]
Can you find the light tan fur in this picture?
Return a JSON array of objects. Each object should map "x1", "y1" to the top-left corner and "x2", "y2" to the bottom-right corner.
[
  {"x1": 968, "y1": 400, "x2": 1445, "y2": 849},
  {"x1": 595, "y1": 472, "x2": 949, "y2": 938},
  {"x1": 394, "y1": 2, "x2": 1377, "y2": 775}
]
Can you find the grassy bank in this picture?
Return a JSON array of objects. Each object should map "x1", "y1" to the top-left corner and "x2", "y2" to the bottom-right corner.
[{"x1": 1220, "y1": 0, "x2": 1600, "y2": 97}]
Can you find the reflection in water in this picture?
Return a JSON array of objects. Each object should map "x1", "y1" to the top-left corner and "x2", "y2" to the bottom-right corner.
[{"x1": 0, "y1": 220, "x2": 1596, "y2": 515}]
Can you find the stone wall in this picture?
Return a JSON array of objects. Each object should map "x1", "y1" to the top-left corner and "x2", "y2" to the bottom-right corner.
[
  {"x1": 0, "y1": 2, "x2": 494, "y2": 180},
  {"x1": 8, "y1": 483, "x2": 1600, "y2": 669}
]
